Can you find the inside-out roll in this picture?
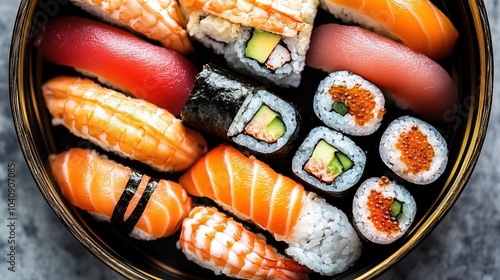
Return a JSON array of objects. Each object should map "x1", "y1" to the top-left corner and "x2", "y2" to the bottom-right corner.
[
  {"x1": 352, "y1": 176, "x2": 417, "y2": 244},
  {"x1": 379, "y1": 116, "x2": 448, "y2": 185},
  {"x1": 314, "y1": 70, "x2": 386, "y2": 136}
]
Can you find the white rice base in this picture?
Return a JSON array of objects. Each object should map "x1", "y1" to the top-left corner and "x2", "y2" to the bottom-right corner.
[
  {"x1": 88, "y1": 211, "x2": 157, "y2": 241},
  {"x1": 214, "y1": 191, "x2": 362, "y2": 276},
  {"x1": 284, "y1": 192, "x2": 362, "y2": 276},
  {"x1": 319, "y1": 0, "x2": 401, "y2": 43},
  {"x1": 379, "y1": 116, "x2": 448, "y2": 185},
  {"x1": 352, "y1": 177, "x2": 417, "y2": 244},
  {"x1": 314, "y1": 71, "x2": 386, "y2": 136},
  {"x1": 227, "y1": 90, "x2": 298, "y2": 154},
  {"x1": 292, "y1": 126, "x2": 366, "y2": 193}
]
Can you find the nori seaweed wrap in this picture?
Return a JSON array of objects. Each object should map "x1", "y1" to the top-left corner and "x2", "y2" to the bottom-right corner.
[{"x1": 181, "y1": 63, "x2": 303, "y2": 160}]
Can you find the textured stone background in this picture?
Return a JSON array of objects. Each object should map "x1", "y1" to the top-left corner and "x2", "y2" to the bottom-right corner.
[{"x1": 0, "y1": 1, "x2": 498, "y2": 279}]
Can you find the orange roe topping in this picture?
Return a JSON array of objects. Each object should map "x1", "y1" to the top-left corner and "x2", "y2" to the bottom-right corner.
[
  {"x1": 396, "y1": 125, "x2": 435, "y2": 174},
  {"x1": 328, "y1": 84, "x2": 384, "y2": 126},
  {"x1": 366, "y1": 180, "x2": 400, "y2": 234}
]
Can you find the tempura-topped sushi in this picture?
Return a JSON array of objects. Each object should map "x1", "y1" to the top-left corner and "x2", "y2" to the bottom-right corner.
[{"x1": 179, "y1": 0, "x2": 320, "y2": 87}]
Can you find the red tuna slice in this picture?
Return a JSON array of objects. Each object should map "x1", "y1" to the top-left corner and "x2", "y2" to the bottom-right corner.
[
  {"x1": 306, "y1": 23, "x2": 458, "y2": 120},
  {"x1": 35, "y1": 16, "x2": 198, "y2": 116}
]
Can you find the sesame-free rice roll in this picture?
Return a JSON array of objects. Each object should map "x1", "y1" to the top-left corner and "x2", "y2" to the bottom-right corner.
[
  {"x1": 313, "y1": 71, "x2": 386, "y2": 136},
  {"x1": 379, "y1": 116, "x2": 448, "y2": 185},
  {"x1": 352, "y1": 176, "x2": 417, "y2": 244}
]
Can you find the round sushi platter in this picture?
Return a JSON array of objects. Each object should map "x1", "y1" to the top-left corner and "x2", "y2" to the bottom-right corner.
[{"x1": 9, "y1": 0, "x2": 493, "y2": 279}]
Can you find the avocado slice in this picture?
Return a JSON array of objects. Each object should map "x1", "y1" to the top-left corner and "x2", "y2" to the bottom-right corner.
[
  {"x1": 245, "y1": 29, "x2": 281, "y2": 63},
  {"x1": 310, "y1": 140, "x2": 338, "y2": 163},
  {"x1": 336, "y1": 151, "x2": 353, "y2": 171},
  {"x1": 246, "y1": 105, "x2": 285, "y2": 142}
]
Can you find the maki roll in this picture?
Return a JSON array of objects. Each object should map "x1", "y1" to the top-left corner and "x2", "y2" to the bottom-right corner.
[
  {"x1": 181, "y1": 64, "x2": 302, "y2": 159},
  {"x1": 292, "y1": 126, "x2": 365, "y2": 196},
  {"x1": 314, "y1": 71, "x2": 386, "y2": 136},
  {"x1": 379, "y1": 116, "x2": 448, "y2": 185},
  {"x1": 179, "y1": 0, "x2": 319, "y2": 87},
  {"x1": 352, "y1": 177, "x2": 417, "y2": 244}
]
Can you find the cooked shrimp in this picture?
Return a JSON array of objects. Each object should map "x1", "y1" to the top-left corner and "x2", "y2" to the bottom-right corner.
[
  {"x1": 42, "y1": 76, "x2": 207, "y2": 173},
  {"x1": 70, "y1": 0, "x2": 193, "y2": 53},
  {"x1": 179, "y1": 0, "x2": 318, "y2": 37},
  {"x1": 179, "y1": 206, "x2": 310, "y2": 280}
]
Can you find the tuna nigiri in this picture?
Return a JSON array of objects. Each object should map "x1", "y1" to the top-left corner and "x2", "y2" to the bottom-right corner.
[
  {"x1": 306, "y1": 23, "x2": 458, "y2": 120},
  {"x1": 319, "y1": 0, "x2": 459, "y2": 60},
  {"x1": 179, "y1": 206, "x2": 310, "y2": 280},
  {"x1": 49, "y1": 148, "x2": 193, "y2": 240},
  {"x1": 35, "y1": 16, "x2": 198, "y2": 115},
  {"x1": 42, "y1": 76, "x2": 207, "y2": 173},
  {"x1": 70, "y1": 0, "x2": 193, "y2": 53},
  {"x1": 179, "y1": 144, "x2": 362, "y2": 276}
]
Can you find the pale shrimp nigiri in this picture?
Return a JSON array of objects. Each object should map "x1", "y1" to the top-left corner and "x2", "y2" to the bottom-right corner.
[
  {"x1": 179, "y1": 0, "x2": 315, "y2": 37},
  {"x1": 179, "y1": 206, "x2": 310, "y2": 280},
  {"x1": 49, "y1": 148, "x2": 193, "y2": 240},
  {"x1": 42, "y1": 76, "x2": 207, "y2": 173},
  {"x1": 70, "y1": 0, "x2": 193, "y2": 53},
  {"x1": 319, "y1": 0, "x2": 459, "y2": 60},
  {"x1": 179, "y1": 145, "x2": 362, "y2": 276}
]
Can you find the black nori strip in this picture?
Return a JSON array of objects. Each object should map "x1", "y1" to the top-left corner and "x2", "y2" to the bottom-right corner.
[
  {"x1": 120, "y1": 177, "x2": 159, "y2": 234},
  {"x1": 181, "y1": 63, "x2": 262, "y2": 140},
  {"x1": 111, "y1": 170, "x2": 159, "y2": 234},
  {"x1": 111, "y1": 170, "x2": 142, "y2": 229}
]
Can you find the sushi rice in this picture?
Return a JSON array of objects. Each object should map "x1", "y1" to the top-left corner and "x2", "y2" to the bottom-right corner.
[
  {"x1": 314, "y1": 71, "x2": 386, "y2": 136},
  {"x1": 379, "y1": 116, "x2": 448, "y2": 185},
  {"x1": 292, "y1": 126, "x2": 366, "y2": 194},
  {"x1": 228, "y1": 89, "x2": 299, "y2": 154},
  {"x1": 352, "y1": 177, "x2": 417, "y2": 244}
]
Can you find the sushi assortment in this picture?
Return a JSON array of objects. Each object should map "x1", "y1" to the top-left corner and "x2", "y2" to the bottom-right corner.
[{"x1": 35, "y1": 0, "x2": 459, "y2": 279}]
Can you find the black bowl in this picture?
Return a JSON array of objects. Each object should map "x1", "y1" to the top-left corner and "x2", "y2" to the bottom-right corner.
[{"x1": 9, "y1": 0, "x2": 493, "y2": 279}]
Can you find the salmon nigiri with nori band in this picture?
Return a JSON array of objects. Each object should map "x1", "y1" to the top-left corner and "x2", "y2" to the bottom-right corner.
[
  {"x1": 179, "y1": 144, "x2": 362, "y2": 276},
  {"x1": 319, "y1": 0, "x2": 459, "y2": 60},
  {"x1": 49, "y1": 148, "x2": 193, "y2": 240}
]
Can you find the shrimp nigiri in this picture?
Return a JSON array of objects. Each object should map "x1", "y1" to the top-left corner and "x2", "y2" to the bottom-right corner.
[
  {"x1": 179, "y1": 0, "x2": 314, "y2": 37},
  {"x1": 49, "y1": 148, "x2": 192, "y2": 240},
  {"x1": 42, "y1": 76, "x2": 207, "y2": 173},
  {"x1": 319, "y1": 0, "x2": 459, "y2": 60},
  {"x1": 179, "y1": 206, "x2": 310, "y2": 280},
  {"x1": 306, "y1": 23, "x2": 458, "y2": 120},
  {"x1": 69, "y1": 0, "x2": 193, "y2": 53},
  {"x1": 179, "y1": 144, "x2": 362, "y2": 276}
]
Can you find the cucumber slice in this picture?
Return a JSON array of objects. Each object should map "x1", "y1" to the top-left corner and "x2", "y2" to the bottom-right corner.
[
  {"x1": 336, "y1": 151, "x2": 353, "y2": 171},
  {"x1": 390, "y1": 199, "x2": 405, "y2": 219},
  {"x1": 332, "y1": 102, "x2": 349, "y2": 116}
]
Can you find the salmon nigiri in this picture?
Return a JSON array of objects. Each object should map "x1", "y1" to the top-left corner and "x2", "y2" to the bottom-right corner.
[
  {"x1": 179, "y1": 144, "x2": 362, "y2": 276},
  {"x1": 35, "y1": 16, "x2": 198, "y2": 115},
  {"x1": 306, "y1": 23, "x2": 458, "y2": 120},
  {"x1": 42, "y1": 76, "x2": 207, "y2": 173},
  {"x1": 49, "y1": 148, "x2": 193, "y2": 240},
  {"x1": 179, "y1": 206, "x2": 310, "y2": 280},
  {"x1": 69, "y1": 0, "x2": 193, "y2": 53},
  {"x1": 319, "y1": 0, "x2": 459, "y2": 60}
]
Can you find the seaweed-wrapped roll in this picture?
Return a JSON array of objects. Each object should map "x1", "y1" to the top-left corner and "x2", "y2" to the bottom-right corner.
[
  {"x1": 181, "y1": 64, "x2": 302, "y2": 159},
  {"x1": 352, "y1": 176, "x2": 417, "y2": 244},
  {"x1": 179, "y1": 0, "x2": 319, "y2": 87},
  {"x1": 291, "y1": 126, "x2": 365, "y2": 196}
]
